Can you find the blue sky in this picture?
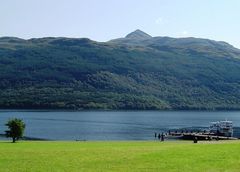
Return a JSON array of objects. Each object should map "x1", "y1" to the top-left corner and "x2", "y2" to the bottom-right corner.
[{"x1": 1, "y1": 0, "x2": 240, "y2": 48}]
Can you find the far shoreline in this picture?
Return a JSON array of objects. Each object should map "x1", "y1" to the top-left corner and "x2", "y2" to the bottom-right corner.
[{"x1": 1, "y1": 108, "x2": 240, "y2": 113}]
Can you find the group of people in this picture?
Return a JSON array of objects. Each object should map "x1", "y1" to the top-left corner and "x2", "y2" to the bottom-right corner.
[{"x1": 154, "y1": 132, "x2": 165, "y2": 141}]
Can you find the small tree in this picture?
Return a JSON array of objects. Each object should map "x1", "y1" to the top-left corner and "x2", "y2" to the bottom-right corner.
[{"x1": 5, "y1": 118, "x2": 26, "y2": 143}]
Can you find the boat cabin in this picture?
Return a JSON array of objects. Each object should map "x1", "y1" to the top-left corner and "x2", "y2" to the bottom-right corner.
[{"x1": 210, "y1": 120, "x2": 233, "y2": 137}]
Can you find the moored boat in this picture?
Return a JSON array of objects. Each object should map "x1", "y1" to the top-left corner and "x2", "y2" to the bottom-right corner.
[{"x1": 209, "y1": 120, "x2": 233, "y2": 137}]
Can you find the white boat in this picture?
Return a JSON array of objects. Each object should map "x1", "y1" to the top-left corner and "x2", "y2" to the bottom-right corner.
[{"x1": 210, "y1": 120, "x2": 233, "y2": 137}]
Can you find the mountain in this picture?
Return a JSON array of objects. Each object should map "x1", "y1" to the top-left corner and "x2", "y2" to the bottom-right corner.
[
  {"x1": 0, "y1": 30, "x2": 240, "y2": 110},
  {"x1": 110, "y1": 30, "x2": 240, "y2": 59},
  {"x1": 125, "y1": 29, "x2": 152, "y2": 39}
]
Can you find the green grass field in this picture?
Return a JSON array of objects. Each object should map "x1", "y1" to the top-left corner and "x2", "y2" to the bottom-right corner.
[{"x1": 1, "y1": 141, "x2": 240, "y2": 172}]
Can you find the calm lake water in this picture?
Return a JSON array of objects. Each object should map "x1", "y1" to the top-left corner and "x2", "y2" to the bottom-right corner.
[{"x1": 0, "y1": 110, "x2": 240, "y2": 140}]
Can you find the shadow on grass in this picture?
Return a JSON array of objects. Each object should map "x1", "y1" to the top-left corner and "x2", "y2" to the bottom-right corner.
[
  {"x1": 1, "y1": 133, "x2": 50, "y2": 143},
  {"x1": 0, "y1": 141, "x2": 16, "y2": 144}
]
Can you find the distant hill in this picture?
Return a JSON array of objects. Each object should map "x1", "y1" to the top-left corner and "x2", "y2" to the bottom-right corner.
[
  {"x1": 125, "y1": 29, "x2": 152, "y2": 39},
  {"x1": 1, "y1": 30, "x2": 240, "y2": 110}
]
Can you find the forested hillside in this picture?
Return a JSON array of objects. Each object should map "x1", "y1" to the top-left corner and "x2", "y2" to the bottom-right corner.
[{"x1": 1, "y1": 30, "x2": 240, "y2": 110}]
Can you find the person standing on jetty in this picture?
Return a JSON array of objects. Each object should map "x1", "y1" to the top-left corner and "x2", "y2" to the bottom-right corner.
[
  {"x1": 158, "y1": 133, "x2": 161, "y2": 140},
  {"x1": 193, "y1": 136, "x2": 198, "y2": 143},
  {"x1": 161, "y1": 133, "x2": 165, "y2": 141}
]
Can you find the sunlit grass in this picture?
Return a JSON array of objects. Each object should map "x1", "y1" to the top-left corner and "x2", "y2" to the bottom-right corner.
[{"x1": 0, "y1": 141, "x2": 240, "y2": 172}]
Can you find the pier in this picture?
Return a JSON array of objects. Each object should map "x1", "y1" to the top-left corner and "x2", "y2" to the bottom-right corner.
[{"x1": 168, "y1": 131, "x2": 238, "y2": 140}]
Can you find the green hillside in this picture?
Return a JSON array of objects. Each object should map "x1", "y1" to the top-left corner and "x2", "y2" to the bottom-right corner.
[{"x1": 1, "y1": 30, "x2": 240, "y2": 110}]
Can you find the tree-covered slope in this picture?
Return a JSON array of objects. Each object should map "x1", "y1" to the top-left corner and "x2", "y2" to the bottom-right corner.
[{"x1": 1, "y1": 30, "x2": 240, "y2": 110}]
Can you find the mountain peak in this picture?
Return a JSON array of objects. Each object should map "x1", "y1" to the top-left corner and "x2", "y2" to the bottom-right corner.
[{"x1": 125, "y1": 29, "x2": 152, "y2": 39}]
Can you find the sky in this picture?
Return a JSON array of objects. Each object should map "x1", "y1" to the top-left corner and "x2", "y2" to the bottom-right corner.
[{"x1": 1, "y1": 0, "x2": 240, "y2": 48}]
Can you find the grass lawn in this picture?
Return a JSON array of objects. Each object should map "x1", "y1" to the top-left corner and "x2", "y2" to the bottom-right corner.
[{"x1": 0, "y1": 141, "x2": 240, "y2": 172}]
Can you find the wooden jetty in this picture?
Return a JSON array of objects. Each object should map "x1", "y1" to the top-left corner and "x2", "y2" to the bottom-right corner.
[
  {"x1": 165, "y1": 120, "x2": 238, "y2": 141},
  {"x1": 167, "y1": 131, "x2": 238, "y2": 140},
  {"x1": 181, "y1": 133, "x2": 238, "y2": 140}
]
